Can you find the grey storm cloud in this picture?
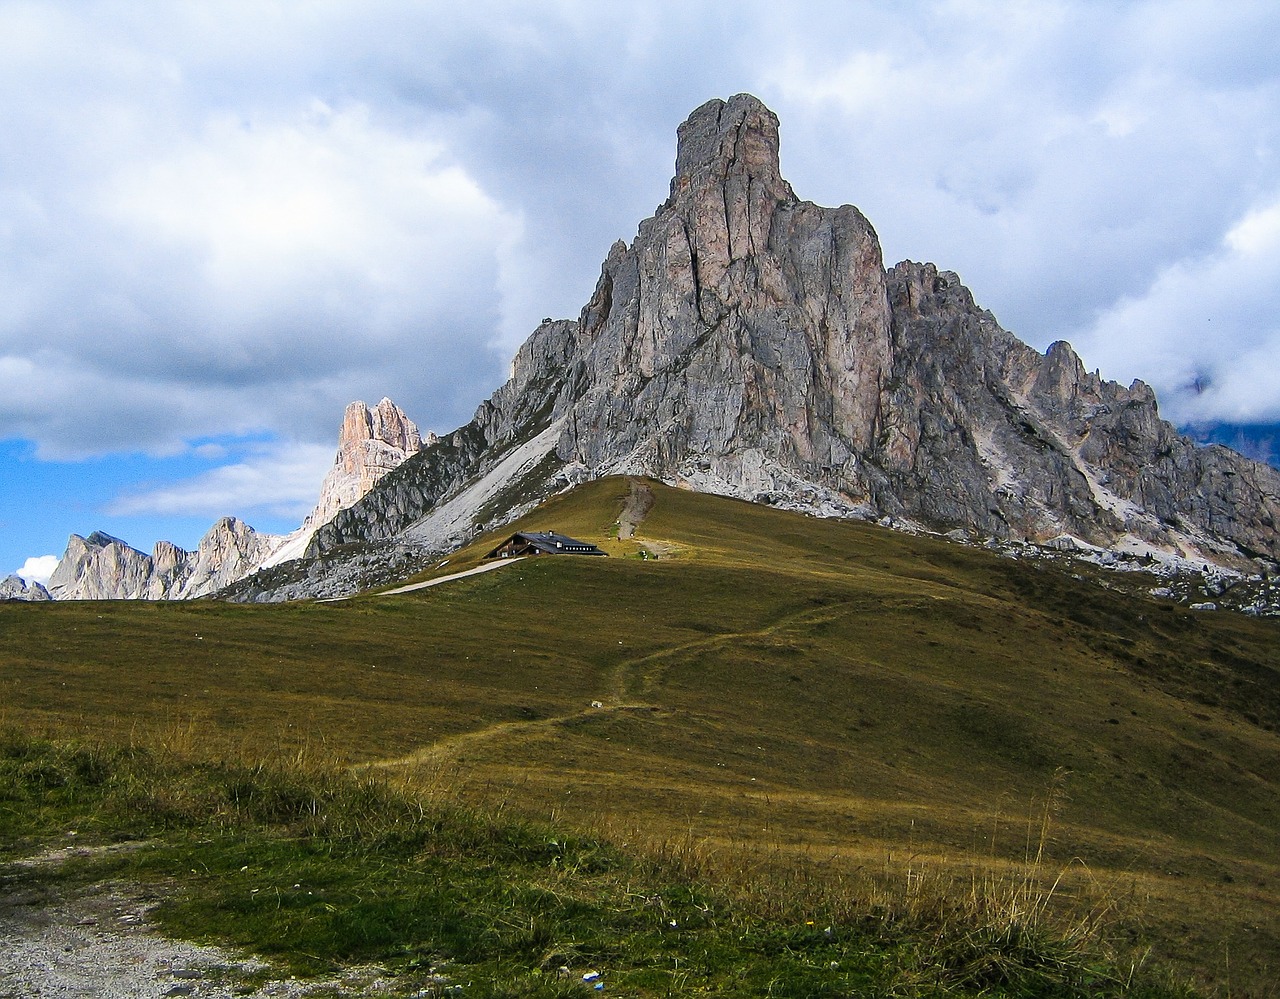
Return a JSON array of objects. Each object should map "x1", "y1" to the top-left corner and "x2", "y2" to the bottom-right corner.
[{"x1": 3, "y1": 0, "x2": 1280, "y2": 477}]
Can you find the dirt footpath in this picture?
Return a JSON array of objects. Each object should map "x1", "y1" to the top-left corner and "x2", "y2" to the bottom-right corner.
[{"x1": 617, "y1": 479, "x2": 654, "y2": 540}]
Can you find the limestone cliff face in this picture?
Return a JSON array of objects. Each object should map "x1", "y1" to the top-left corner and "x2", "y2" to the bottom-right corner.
[
  {"x1": 179, "y1": 517, "x2": 283, "y2": 597},
  {"x1": 311, "y1": 93, "x2": 1280, "y2": 571},
  {"x1": 559, "y1": 96, "x2": 891, "y2": 500},
  {"x1": 47, "y1": 532, "x2": 157, "y2": 600},
  {"x1": 304, "y1": 398, "x2": 431, "y2": 529},
  {"x1": 877, "y1": 263, "x2": 1280, "y2": 560}
]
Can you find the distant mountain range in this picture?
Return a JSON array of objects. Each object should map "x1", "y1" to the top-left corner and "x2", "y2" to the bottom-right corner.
[
  {"x1": 13, "y1": 398, "x2": 429, "y2": 601},
  {"x1": 11, "y1": 94, "x2": 1280, "y2": 605}
]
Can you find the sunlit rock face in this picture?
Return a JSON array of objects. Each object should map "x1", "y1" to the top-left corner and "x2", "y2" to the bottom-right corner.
[
  {"x1": 0, "y1": 574, "x2": 51, "y2": 601},
  {"x1": 304, "y1": 398, "x2": 433, "y2": 530},
  {"x1": 47, "y1": 532, "x2": 156, "y2": 600},
  {"x1": 46, "y1": 518, "x2": 279, "y2": 600}
]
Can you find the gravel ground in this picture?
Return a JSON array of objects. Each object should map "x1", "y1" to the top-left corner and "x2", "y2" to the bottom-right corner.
[{"x1": 0, "y1": 872, "x2": 410, "y2": 999}]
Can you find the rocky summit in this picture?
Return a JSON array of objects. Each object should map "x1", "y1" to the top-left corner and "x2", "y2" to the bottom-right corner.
[
  {"x1": 304, "y1": 94, "x2": 1279, "y2": 592},
  {"x1": 0, "y1": 574, "x2": 50, "y2": 601}
]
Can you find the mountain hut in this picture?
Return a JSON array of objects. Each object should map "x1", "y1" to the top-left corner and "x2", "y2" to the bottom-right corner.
[{"x1": 485, "y1": 531, "x2": 607, "y2": 559}]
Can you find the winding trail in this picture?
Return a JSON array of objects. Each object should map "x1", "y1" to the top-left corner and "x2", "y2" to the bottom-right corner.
[
  {"x1": 602, "y1": 601, "x2": 849, "y2": 703},
  {"x1": 366, "y1": 600, "x2": 851, "y2": 774}
]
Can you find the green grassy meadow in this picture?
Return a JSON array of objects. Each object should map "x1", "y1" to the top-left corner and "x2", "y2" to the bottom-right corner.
[{"x1": 3, "y1": 477, "x2": 1278, "y2": 995}]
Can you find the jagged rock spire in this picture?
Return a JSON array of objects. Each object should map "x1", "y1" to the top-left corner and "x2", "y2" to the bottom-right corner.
[
  {"x1": 334, "y1": 398, "x2": 424, "y2": 477},
  {"x1": 305, "y1": 398, "x2": 433, "y2": 529},
  {"x1": 669, "y1": 94, "x2": 794, "y2": 207}
]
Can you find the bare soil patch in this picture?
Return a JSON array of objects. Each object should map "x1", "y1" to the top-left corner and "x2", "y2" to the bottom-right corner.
[{"x1": 616, "y1": 478, "x2": 654, "y2": 540}]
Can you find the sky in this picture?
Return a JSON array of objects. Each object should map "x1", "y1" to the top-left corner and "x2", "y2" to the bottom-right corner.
[{"x1": 4, "y1": 1, "x2": 1280, "y2": 584}]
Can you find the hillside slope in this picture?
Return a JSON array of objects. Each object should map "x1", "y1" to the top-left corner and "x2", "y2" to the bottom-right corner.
[{"x1": 4, "y1": 478, "x2": 1278, "y2": 991}]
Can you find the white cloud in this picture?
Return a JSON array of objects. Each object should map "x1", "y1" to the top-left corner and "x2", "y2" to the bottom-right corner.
[
  {"x1": 1225, "y1": 199, "x2": 1280, "y2": 257},
  {"x1": 15, "y1": 554, "x2": 59, "y2": 586},
  {"x1": 1073, "y1": 193, "x2": 1280, "y2": 424},
  {"x1": 760, "y1": 2, "x2": 1280, "y2": 394},
  {"x1": 100, "y1": 102, "x2": 514, "y2": 304},
  {"x1": 0, "y1": 32, "x2": 522, "y2": 458},
  {"x1": 2, "y1": 0, "x2": 1280, "y2": 464},
  {"x1": 108, "y1": 442, "x2": 335, "y2": 521}
]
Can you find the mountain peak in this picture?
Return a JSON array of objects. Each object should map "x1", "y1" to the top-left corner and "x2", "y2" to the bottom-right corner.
[
  {"x1": 669, "y1": 93, "x2": 793, "y2": 207},
  {"x1": 305, "y1": 398, "x2": 433, "y2": 530},
  {"x1": 83, "y1": 531, "x2": 130, "y2": 550},
  {"x1": 338, "y1": 399, "x2": 421, "y2": 454},
  {"x1": 294, "y1": 94, "x2": 1280, "y2": 600}
]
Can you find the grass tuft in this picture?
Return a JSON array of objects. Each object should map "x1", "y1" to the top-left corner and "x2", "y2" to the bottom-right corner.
[{"x1": 0, "y1": 730, "x2": 1203, "y2": 996}]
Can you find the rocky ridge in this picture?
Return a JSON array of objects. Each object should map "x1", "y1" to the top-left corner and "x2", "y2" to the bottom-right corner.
[
  {"x1": 47, "y1": 519, "x2": 281, "y2": 601},
  {"x1": 1, "y1": 574, "x2": 51, "y2": 601},
  {"x1": 284, "y1": 94, "x2": 1278, "y2": 604}
]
